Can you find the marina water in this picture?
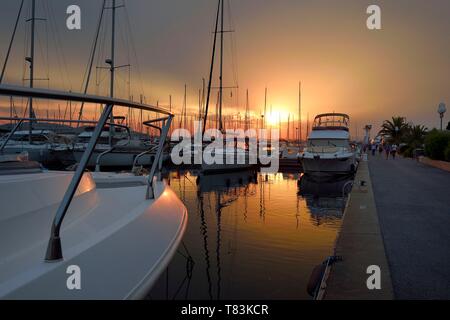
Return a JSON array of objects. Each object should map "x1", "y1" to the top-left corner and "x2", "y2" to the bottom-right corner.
[{"x1": 148, "y1": 170, "x2": 349, "y2": 300}]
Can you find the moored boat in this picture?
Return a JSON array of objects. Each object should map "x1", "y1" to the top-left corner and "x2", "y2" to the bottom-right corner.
[
  {"x1": 0, "y1": 84, "x2": 187, "y2": 300},
  {"x1": 300, "y1": 113, "x2": 357, "y2": 177}
]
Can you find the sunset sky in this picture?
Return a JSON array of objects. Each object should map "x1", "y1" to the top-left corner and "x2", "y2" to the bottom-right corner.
[{"x1": 0, "y1": 0, "x2": 449, "y2": 139}]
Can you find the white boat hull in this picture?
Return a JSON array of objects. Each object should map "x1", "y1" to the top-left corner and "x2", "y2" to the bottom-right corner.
[
  {"x1": 301, "y1": 154, "x2": 356, "y2": 177},
  {"x1": 0, "y1": 171, "x2": 187, "y2": 299},
  {"x1": 201, "y1": 149, "x2": 255, "y2": 174},
  {"x1": 201, "y1": 162, "x2": 254, "y2": 174}
]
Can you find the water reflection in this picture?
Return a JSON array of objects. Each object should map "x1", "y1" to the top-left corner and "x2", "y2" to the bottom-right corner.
[
  {"x1": 298, "y1": 175, "x2": 353, "y2": 227},
  {"x1": 148, "y1": 170, "x2": 351, "y2": 300}
]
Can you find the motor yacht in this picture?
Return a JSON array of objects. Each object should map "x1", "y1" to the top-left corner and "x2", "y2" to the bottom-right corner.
[{"x1": 300, "y1": 113, "x2": 357, "y2": 177}]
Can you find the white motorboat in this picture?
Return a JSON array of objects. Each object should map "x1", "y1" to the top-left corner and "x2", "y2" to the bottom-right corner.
[
  {"x1": 300, "y1": 113, "x2": 357, "y2": 177},
  {"x1": 0, "y1": 84, "x2": 185, "y2": 300}
]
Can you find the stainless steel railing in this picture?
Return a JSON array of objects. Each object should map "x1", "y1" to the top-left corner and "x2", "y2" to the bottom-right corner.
[{"x1": 0, "y1": 84, "x2": 174, "y2": 262}]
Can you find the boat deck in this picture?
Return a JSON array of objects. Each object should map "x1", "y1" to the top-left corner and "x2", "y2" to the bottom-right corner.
[{"x1": 0, "y1": 172, "x2": 187, "y2": 299}]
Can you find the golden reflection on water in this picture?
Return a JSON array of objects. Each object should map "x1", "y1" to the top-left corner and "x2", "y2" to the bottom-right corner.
[{"x1": 148, "y1": 170, "x2": 347, "y2": 300}]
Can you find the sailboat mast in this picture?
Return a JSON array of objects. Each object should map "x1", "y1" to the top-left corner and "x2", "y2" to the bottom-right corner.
[
  {"x1": 298, "y1": 81, "x2": 301, "y2": 146},
  {"x1": 202, "y1": 0, "x2": 221, "y2": 135},
  {"x1": 218, "y1": 0, "x2": 224, "y2": 132},
  {"x1": 28, "y1": 0, "x2": 36, "y2": 142},
  {"x1": 264, "y1": 87, "x2": 267, "y2": 129},
  {"x1": 108, "y1": 0, "x2": 116, "y2": 146},
  {"x1": 77, "y1": 0, "x2": 106, "y2": 124},
  {"x1": 245, "y1": 89, "x2": 249, "y2": 131}
]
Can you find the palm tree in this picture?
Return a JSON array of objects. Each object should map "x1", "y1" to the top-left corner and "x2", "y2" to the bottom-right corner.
[
  {"x1": 379, "y1": 116, "x2": 409, "y2": 144},
  {"x1": 406, "y1": 124, "x2": 428, "y2": 148}
]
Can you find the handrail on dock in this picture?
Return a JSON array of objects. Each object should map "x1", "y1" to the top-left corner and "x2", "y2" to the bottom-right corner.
[{"x1": 0, "y1": 84, "x2": 174, "y2": 262}]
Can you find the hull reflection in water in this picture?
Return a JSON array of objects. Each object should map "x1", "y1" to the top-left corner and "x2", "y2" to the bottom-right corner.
[
  {"x1": 298, "y1": 175, "x2": 354, "y2": 227},
  {"x1": 147, "y1": 170, "x2": 349, "y2": 300}
]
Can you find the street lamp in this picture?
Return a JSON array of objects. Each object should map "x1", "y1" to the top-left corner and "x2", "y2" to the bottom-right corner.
[{"x1": 438, "y1": 103, "x2": 447, "y2": 130}]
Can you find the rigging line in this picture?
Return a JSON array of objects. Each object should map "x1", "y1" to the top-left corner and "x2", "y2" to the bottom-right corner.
[
  {"x1": 0, "y1": 0, "x2": 24, "y2": 83},
  {"x1": 118, "y1": 23, "x2": 129, "y2": 94},
  {"x1": 35, "y1": 21, "x2": 50, "y2": 82},
  {"x1": 44, "y1": 0, "x2": 70, "y2": 94},
  {"x1": 78, "y1": 0, "x2": 107, "y2": 122},
  {"x1": 46, "y1": 0, "x2": 72, "y2": 91},
  {"x1": 226, "y1": 0, "x2": 239, "y2": 112},
  {"x1": 95, "y1": 6, "x2": 108, "y2": 96},
  {"x1": 123, "y1": 0, "x2": 146, "y2": 97}
]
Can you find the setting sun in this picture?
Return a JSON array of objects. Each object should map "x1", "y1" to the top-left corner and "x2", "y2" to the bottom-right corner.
[{"x1": 265, "y1": 109, "x2": 291, "y2": 127}]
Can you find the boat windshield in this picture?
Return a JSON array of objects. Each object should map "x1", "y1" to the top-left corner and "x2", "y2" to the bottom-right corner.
[
  {"x1": 308, "y1": 139, "x2": 349, "y2": 148},
  {"x1": 313, "y1": 114, "x2": 349, "y2": 129}
]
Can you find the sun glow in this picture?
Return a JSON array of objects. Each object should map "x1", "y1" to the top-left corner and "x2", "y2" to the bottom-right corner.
[{"x1": 265, "y1": 109, "x2": 289, "y2": 127}]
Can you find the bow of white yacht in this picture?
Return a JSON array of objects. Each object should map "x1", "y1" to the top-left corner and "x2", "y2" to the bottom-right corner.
[
  {"x1": 0, "y1": 158, "x2": 187, "y2": 299},
  {"x1": 0, "y1": 84, "x2": 186, "y2": 300}
]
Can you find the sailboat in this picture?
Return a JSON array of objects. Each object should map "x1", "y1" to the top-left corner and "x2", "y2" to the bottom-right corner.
[
  {"x1": 200, "y1": 0, "x2": 254, "y2": 174},
  {"x1": 0, "y1": 0, "x2": 71, "y2": 166},
  {"x1": 56, "y1": 1, "x2": 162, "y2": 170},
  {"x1": 0, "y1": 0, "x2": 187, "y2": 299},
  {"x1": 279, "y1": 82, "x2": 303, "y2": 170}
]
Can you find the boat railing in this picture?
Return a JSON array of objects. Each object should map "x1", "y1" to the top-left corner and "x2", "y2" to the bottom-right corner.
[
  {"x1": 94, "y1": 125, "x2": 132, "y2": 172},
  {"x1": 304, "y1": 146, "x2": 351, "y2": 154},
  {"x1": 0, "y1": 84, "x2": 174, "y2": 262},
  {"x1": 132, "y1": 145, "x2": 158, "y2": 170},
  {"x1": 312, "y1": 114, "x2": 350, "y2": 129}
]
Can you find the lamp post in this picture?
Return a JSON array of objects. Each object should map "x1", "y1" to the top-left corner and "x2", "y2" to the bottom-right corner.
[{"x1": 438, "y1": 103, "x2": 446, "y2": 131}]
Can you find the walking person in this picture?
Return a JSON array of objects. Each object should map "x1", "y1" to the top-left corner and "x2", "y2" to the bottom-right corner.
[
  {"x1": 378, "y1": 144, "x2": 383, "y2": 156},
  {"x1": 385, "y1": 144, "x2": 391, "y2": 160},
  {"x1": 371, "y1": 143, "x2": 377, "y2": 156},
  {"x1": 391, "y1": 144, "x2": 398, "y2": 159}
]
